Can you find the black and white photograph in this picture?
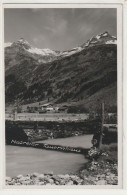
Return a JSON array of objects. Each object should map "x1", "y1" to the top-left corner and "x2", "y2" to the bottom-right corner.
[{"x1": 3, "y1": 4, "x2": 122, "y2": 188}]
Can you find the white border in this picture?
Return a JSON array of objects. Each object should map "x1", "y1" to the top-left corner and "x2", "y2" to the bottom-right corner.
[
  {"x1": 1, "y1": 1, "x2": 123, "y2": 191},
  {"x1": 0, "y1": 0, "x2": 126, "y2": 193},
  {"x1": 2, "y1": 3, "x2": 124, "y2": 8},
  {"x1": 123, "y1": 0, "x2": 127, "y2": 191},
  {"x1": 0, "y1": 0, "x2": 126, "y2": 4}
]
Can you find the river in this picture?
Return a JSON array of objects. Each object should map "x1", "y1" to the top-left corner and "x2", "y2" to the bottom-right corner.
[
  {"x1": 6, "y1": 135, "x2": 92, "y2": 177},
  {"x1": 36, "y1": 134, "x2": 93, "y2": 148}
]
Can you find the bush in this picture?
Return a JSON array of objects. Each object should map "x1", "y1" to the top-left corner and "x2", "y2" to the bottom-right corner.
[
  {"x1": 6, "y1": 121, "x2": 28, "y2": 144},
  {"x1": 88, "y1": 143, "x2": 117, "y2": 163},
  {"x1": 67, "y1": 105, "x2": 89, "y2": 113},
  {"x1": 99, "y1": 144, "x2": 117, "y2": 163}
]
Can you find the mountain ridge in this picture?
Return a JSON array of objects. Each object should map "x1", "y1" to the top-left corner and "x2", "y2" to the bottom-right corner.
[
  {"x1": 5, "y1": 31, "x2": 117, "y2": 68},
  {"x1": 5, "y1": 31, "x2": 117, "y2": 112}
]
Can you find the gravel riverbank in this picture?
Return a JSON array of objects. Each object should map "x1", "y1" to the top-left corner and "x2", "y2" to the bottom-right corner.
[
  {"x1": 6, "y1": 168, "x2": 118, "y2": 186},
  {"x1": 6, "y1": 145, "x2": 118, "y2": 186},
  {"x1": 6, "y1": 161, "x2": 118, "y2": 186},
  {"x1": 6, "y1": 158, "x2": 118, "y2": 185}
]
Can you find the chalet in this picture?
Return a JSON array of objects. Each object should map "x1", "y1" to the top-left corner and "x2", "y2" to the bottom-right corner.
[
  {"x1": 39, "y1": 103, "x2": 56, "y2": 112},
  {"x1": 46, "y1": 107, "x2": 54, "y2": 112},
  {"x1": 40, "y1": 103, "x2": 53, "y2": 109}
]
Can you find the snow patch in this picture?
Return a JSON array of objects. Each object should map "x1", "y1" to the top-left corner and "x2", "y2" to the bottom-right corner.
[
  {"x1": 27, "y1": 47, "x2": 58, "y2": 56},
  {"x1": 102, "y1": 32, "x2": 108, "y2": 37},
  {"x1": 91, "y1": 41, "x2": 98, "y2": 44},
  {"x1": 96, "y1": 35, "x2": 101, "y2": 39},
  {"x1": 85, "y1": 42, "x2": 89, "y2": 47},
  {"x1": 60, "y1": 47, "x2": 83, "y2": 57},
  {"x1": 111, "y1": 36, "x2": 117, "y2": 39},
  {"x1": 18, "y1": 38, "x2": 29, "y2": 45},
  {"x1": 105, "y1": 40, "x2": 117, "y2": 44}
]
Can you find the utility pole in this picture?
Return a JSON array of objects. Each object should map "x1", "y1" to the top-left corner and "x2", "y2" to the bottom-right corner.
[
  {"x1": 34, "y1": 121, "x2": 38, "y2": 134},
  {"x1": 99, "y1": 102, "x2": 104, "y2": 149}
]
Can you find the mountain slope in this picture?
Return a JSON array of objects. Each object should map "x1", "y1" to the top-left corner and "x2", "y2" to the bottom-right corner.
[{"x1": 5, "y1": 32, "x2": 117, "y2": 111}]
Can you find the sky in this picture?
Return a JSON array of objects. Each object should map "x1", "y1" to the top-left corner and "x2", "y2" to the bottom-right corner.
[{"x1": 4, "y1": 8, "x2": 116, "y2": 51}]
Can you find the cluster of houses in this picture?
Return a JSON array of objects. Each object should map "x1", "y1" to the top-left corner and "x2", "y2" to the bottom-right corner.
[{"x1": 24, "y1": 103, "x2": 68, "y2": 113}]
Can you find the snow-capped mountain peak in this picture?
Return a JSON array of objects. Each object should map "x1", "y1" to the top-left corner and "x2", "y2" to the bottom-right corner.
[
  {"x1": 17, "y1": 38, "x2": 30, "y2": 45},
  {"x1": 5, "y1": 38, "x2": 83, "y2": 61},
  {"x1": 82, "y1": 31, "x2": 117, "y2": 48},
  {"x1": 5, "y1": 31, "x2": 117, "y2": 67},
  {"x1": 11, "y1": 38, "x2": 31, "y2": 50},
  {"x1": 8, "y1": 38, "x2": 58, "y2": 57}
]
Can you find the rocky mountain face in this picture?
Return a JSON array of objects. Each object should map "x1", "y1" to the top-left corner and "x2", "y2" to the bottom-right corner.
[
  {"x1": 81, "y1": 31, "x2": 116, "y2": 48},
  {"x1": 5, "y1": 32, "x2": 117, "y2": 111}
]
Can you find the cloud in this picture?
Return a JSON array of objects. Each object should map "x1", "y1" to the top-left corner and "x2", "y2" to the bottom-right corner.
[
  {"x1": 5, "y1": 8, "x2": 116, "y2": 50},
  {"x1": 33, "y1": 37, "x2": 38, "y2": 44},
  {"x1": 79, "y1": 25, "x2": 92, "y2": 34},
  {"x1": 44, "y1": 26, "x2": 56, "y2": 34},
  {"x1": 52, "y1": 19, "x2": 68, "y2": 36},
  {"x1": 33, "y1": 35, "x2": 46, "y2": 45}
]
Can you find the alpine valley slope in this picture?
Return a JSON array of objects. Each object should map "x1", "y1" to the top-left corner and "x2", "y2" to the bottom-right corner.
[{"x1": 5, "y1": 32, "x2": 117, "y2": 111}]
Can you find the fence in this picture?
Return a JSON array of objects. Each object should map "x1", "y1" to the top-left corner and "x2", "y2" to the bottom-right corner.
[{"x1": 5, "y1": 113, "x2": 89, "y2": 121}]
